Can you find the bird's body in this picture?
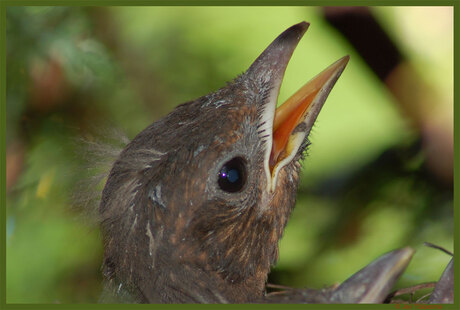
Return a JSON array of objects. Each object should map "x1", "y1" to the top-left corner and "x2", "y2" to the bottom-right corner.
[
  {"x1": 99, "y1": 43, "x2": 301, "y2": 304},
  {"x1": 99, "y1": 98, "x2": 294, "y2": 302},
  {"x1": 97, "y1": 22, "x2": 421, "y2": 303}
]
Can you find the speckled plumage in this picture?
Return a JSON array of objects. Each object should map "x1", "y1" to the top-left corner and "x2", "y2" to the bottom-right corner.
[
  {"x1": 95, "y1": 22, "x2": 426, "y2": 304},
  {"x1": 99, "y1": 23, "x2": 308, "y2": 303}
]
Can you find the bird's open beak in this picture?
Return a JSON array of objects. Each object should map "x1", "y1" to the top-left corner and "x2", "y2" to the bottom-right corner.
[
  {"x1": 245, "y1": 21, "x2": 349, "y2": 191},
  {"x1": 269, "y1": 56, "x2": 349, "y2": 185}
]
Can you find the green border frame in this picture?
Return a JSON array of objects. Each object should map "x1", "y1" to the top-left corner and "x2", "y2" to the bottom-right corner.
[
  {"x1": 0, "y1": 1, "x2": 458, "y2": 5},
  {"x1": 0, "y1": 2, "x2": 458, "y2": 310},
  {"x1": 1, "y1": 0, "x2": 5, "y2": 308}
]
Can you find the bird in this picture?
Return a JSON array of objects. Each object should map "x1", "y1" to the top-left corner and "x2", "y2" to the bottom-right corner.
[{"x1": 97, "y1": 21, "x2": 417, "y2": 304}]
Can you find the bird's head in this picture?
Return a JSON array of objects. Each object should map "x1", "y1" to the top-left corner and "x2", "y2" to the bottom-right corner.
[{"x1": 99, "y1": 22, "x2": 349, "y2": 302}]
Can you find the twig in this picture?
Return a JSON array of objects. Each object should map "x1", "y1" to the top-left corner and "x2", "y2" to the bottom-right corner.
[
  {"x1": 266, "y1": 283, "x2": 295, "y2": 291},
  {"x1": 423, "y1": 242, "x2": 454, "y2": 256},
  {"x1": 385, "y1": 282, "x2": 437, "y2": 303},
  {"x1": 416, "y1": 292, "x2": 432, "y2": 303}
]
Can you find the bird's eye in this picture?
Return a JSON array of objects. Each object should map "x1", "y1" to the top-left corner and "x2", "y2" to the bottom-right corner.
[{"x1": 217, "y1": 157, "x2": 247, "y2": 193}]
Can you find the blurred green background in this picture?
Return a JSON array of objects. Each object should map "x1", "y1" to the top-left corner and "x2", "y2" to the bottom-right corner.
[{"x1": 6, "y1": 6, "x2": 453, "y2": 303}]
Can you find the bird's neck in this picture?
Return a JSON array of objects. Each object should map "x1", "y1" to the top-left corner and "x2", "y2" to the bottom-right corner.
[{"x1": 102, "y1": 258, "x2": 267, "y2": 303}]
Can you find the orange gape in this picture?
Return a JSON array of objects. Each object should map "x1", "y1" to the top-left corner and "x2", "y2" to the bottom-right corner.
[{"x1": 270, "y1": 90, "x2": 319, "y2": 171}]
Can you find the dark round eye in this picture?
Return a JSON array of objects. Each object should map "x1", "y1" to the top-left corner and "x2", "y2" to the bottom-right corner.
[{"x1": 217, "y1": 157, "x2": 247, "y2": 193}]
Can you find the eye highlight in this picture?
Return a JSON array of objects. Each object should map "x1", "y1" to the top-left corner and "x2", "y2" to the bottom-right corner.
[{"x1": 217, "y1": 157, "x2": 247, "y2": 193}]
